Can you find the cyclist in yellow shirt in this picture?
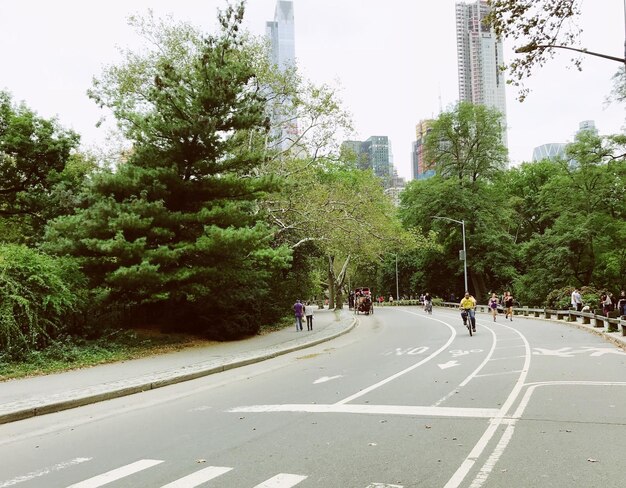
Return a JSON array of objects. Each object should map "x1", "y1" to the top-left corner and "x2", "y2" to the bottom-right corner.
[{"x1": 459, "y1": 292, "x2": 477, "y2": 332}]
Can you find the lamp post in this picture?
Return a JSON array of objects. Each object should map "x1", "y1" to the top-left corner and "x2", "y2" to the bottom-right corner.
[
  {"x1": 432, "y1": 216, "x2": 468, "y2": 293},
  {"x1": 395, "y1": 254, "x2": 399, "y2": 301},
  {"x1": 515, "y1": 43, "x2": 626, "y2": 65}
]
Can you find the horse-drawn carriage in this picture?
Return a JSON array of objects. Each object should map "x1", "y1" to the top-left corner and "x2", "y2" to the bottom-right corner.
[{"x1": 354, "y1": 287, "x2": 373, "y2": 315}]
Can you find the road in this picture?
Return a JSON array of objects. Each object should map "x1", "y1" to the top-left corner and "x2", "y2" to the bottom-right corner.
[{"x1": 0, "y1": 306, "x2": 625, "y2": 487}]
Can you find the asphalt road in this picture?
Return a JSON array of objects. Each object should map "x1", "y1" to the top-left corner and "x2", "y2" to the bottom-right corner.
[{"x1": 1, "y1": 306, "x2": 625, "y2": 487}]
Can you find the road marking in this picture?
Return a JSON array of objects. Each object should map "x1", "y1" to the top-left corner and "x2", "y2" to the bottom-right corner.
[
  {"x1": 229, "y1": 404, "x2": 500, "y2": 419},
  {"x1": 443, "y1": 321, "x2": 531, "y2": 488},
  {"x1": 533, "y1": 346, "x2": 625, "y2": 357},
  {"x1": 0, "y1": 458, "x2": 92, "y2": 488},
  {"x1": 252, "y1": 473, "x2": 307, "y2": 487},
  {"x1": 366, "y1": 484, "x2": 403, "y2": 487},
  {"x1": 313, "y1": 375, "x2": 343, "y2": 384},
  {"x1": 438, "y1": 360, "x2": 459, "y2": 369},
  {"x1": 335, "y1": 312, "x2": 456, "y2": 405},
  {"x1": 474, "y1": 370, "x2": 523, "y2": 378},
  {"x1": 432, "y1": 324, "x2": 498, "y2": 407},
  {"x1": 160, "y1": 466, "x2": 232, "y2": 487},
  {"x1": 66, "y1": 459, "x2": 163, "y2": 488}
]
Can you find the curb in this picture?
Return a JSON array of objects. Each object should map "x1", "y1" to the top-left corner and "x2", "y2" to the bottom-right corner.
[{"x1": 0, "y1": 313, "x2": 357, "y2": 425}]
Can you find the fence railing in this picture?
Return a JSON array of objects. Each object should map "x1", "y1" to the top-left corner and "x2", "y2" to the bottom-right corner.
[{"x1": 379, "y1": 300, "x2": 626, "y2": 336}]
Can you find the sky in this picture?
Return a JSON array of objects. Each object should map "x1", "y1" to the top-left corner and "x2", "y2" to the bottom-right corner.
[{"x1": 1, "y1": 0, "x2": 624, "y2": 179}]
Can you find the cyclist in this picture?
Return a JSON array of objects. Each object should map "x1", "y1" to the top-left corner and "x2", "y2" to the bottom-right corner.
[
  {"x1": 459, "y1": 292, "x2": 477, "y2": 332},
  {"x1": 423, "y1": 292, "x2": 432, "y2": 313}
]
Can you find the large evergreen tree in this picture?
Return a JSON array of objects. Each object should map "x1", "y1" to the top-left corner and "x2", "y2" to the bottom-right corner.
[{"x1": 45, "y1": 3, "x2": 291, "y2": 338}]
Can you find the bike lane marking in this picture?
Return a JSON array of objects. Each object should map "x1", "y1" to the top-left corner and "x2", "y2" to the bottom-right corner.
[
  {"x1": 334, "y1": 310, "x2": 457, "y2": 406},
  {"x1": 443, "y1": 318, "x2": 532, "y2": 488}
]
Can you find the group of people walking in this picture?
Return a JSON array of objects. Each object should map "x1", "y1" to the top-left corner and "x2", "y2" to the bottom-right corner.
[
  {"x1": 571, "y1": 288, "x2": 626, "y2": 317},
  {"x1": 460, "y1": 291, "x2": 515, "y2": 333},
  {"x1": 293, "y1": 299, "x2": 314, "y2": 331}
]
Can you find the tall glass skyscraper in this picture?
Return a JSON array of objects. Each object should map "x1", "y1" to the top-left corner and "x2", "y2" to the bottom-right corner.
[
  {"x1": 455, "y1": 1, "x2": 508, "y2": 147},
  {"x1": 266, "y1": 1, "x2": 295, "y2": 72}
]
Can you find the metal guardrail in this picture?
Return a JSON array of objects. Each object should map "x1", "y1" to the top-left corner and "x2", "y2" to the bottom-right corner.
[{"x1": 417, "y1": 301, "x2": 626, "y2": 336}]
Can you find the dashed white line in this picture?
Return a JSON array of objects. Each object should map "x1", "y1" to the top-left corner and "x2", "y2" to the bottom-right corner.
[
  {"x1": 67, "y1": 459, "x2": 163, "y2": 488},
  {"x1": 252, "y1": 473, "x2": 307, "y2": 487},
  {"x1": 0, "y1": 458, "x2": 92, "y2": 488},
  {"x1": 160, "y1": 466, "x2": 232, "y2": 487}
]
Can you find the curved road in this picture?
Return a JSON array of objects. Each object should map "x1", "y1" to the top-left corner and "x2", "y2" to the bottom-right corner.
[{"x1": 1, "y1": 306, "x2": 625, "y2": 487}]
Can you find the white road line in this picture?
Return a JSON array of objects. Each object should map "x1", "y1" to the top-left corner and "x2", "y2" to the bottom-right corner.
[
  {"x1": 335, "y1": 312, "x2": 457, "y2": 405},
  {"x1": 160, "y1": 466, "x2": 232, "y2": 487},
  {"x1": 487, "y1": 355, "x2": 526, "y2": 361},
  {"x1": 366, "y1": 484, "x2": 403, "y2": 488},
  {"x1": 444, "y1": 321, "x2": 532, "y2": 488},
  {"x1": 432, "y1": 323, "x2": 498, "y2": 407},
  {"x1": 252, "y1": 473, "x2": 307, "y2": 487},
  {"x1": 0, "y1": 458, "x2": 92, "y2": 488},
  {"x1": 470, "y1": 381, "x2": 626, "y2": 488},
  {"x1": 66, "y1": 459, "x2": 163, "y2": 488},
  {"x1": 474, "y1": 370, "x2": 523, "y2": 378},
  {"x1": 229, "y1": 403, "x2": 500, "y2": 419}
]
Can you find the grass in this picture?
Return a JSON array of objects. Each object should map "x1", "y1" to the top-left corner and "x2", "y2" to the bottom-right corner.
[{"x1": 0, "y1": 328, "x2": 215, "y2": 382}]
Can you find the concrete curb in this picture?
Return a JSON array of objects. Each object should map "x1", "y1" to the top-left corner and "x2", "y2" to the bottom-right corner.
[{"x1": 0, "y1": 313, "x2": 357, "y2": 425}]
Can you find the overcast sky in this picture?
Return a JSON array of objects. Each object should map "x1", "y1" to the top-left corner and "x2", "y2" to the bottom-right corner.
[{"x1": 1, "y1": 0, "x2": 624, "y2": 178}]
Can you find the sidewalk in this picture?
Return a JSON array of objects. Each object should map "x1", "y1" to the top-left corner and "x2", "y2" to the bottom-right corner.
[{"x1": 0, "y1": 308, "x2": 355, "y2": 425}]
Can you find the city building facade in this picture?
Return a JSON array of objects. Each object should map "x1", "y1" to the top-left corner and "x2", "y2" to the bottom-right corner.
[
  {"x1": 455, "y1": 0, "x2": 508, "y2": 148},
  {"x1": 411, "y1": 120, "x2": 435, "y2": 180}
]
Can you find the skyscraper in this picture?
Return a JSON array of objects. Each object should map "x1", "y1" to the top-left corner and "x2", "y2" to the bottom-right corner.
[
  {"x1": 266, "y1": 1, "x2": 297, "y2": 150},
  {"x1": 455, "y1": 1, "x2": 508, "y2": 146},
  {"x1": 411, "y1": 120, "x2": 435, "y2": 180},
  {"x1": 341, "y1": 136, "x2": 398, "y2": 189},
  {"x1": 266, "y1": 1, "x2": 295, "y2": 72}
]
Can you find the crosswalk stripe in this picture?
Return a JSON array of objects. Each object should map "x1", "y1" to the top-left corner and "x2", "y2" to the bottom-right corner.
[
  {"x1": 160, "y1": 466, "x2": 233, "y2": 487},
  {"x1": 66, "y1": 459, "x2": 163, "y2": 488},
  {"x1": 252, "y1": 473, "x2": 307, "y2": 487}
]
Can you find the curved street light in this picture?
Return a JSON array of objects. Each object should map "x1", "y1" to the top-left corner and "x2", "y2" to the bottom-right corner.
[
  {"x1": 432, "y1": 216, "x2": 468, "y2": 293},
  {"x1": 515, "y1": 43, "x2": 626, "y2": 65}
]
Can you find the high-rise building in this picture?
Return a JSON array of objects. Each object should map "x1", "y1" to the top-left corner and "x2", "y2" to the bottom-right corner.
[
  {"x1": 266, "y1": 1, "x2": 295, "y2": 72},
  {"x1": 411, "y1": 120, "x2": 435, "y2": 180},
  {"x1": 455, "y1": 1, "x2": 507, "y2": 147},
  {"x1": 341, "y1": 136, "x2": 400, "y2": 190},
  {"x1": 266, "y1": 1, "x2": 297, "y2": 149}
]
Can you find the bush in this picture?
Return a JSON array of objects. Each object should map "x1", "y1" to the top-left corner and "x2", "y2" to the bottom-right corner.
[
  {"x1": 544, "y1": 285, "x2": 600, "y2": 309},
  {"x1": 0, "y1": 244, "x2": 86, "y2": 359}
]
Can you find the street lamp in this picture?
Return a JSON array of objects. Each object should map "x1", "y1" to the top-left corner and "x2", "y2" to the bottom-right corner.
[
  {"x1": 432, "y1": 216, "x2": 468, "y2": 293},
  {"x1": 395, "y1": 253, "x2": 399, "y2": 301},
  {"x1": 515, "y1": 43, "x2": 626, "y2": 65}
]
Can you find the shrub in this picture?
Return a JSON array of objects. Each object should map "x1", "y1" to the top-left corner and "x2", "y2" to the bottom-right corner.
[{"x1": 0, "y1": 244, "x2": 86, "y2": 359}]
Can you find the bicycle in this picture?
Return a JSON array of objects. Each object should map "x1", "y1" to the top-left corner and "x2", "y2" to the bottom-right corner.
[{"x1": 461, "y1": 307, "x2": 475, "y2": 336}]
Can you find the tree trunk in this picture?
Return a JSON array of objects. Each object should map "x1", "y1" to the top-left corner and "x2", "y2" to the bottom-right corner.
[
  {"x1": 327, "y1": 256, "x2": 336, "y2": 309},
  {"x1": 327, "y1": 254, "x2": 351, "y2": 310}
]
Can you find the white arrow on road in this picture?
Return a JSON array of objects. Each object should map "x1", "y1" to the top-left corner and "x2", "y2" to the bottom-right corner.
[
  {"x1": 313, "y1": 375, "x2": 343, "y2": 384},
  {"x1": 438, "y1": 360, "x2": 459, "y2": 370}
]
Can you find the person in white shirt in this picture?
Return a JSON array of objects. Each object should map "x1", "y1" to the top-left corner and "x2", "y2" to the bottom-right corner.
[{"x1": 571, "y1": 288, "x2": 582, "y2": 312}]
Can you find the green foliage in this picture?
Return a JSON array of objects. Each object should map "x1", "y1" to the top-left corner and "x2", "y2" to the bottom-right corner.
[
  {"x1": 0, "y1": 91, "x2": 83, "y2": 243},
  {"x1": 0, "y1": 244, "x2": 86, "y2": 360},
  {"x1": 423, "y1": 101, "x2": 508, "y2": 183},
  {"x1": 45, "y1": 3, "x2": 292, "y2": 339}
]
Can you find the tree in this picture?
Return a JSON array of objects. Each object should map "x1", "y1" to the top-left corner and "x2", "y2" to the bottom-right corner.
[
  {"x1": 45, "y1": 3, "x2": 291, "y2": 339},
  {"x1": 423, "y1": 101, "x2": 508, "y2": 184},
  {"x1": 487, "y1": 0, "x2": 625, "y2": 101},
  {"x1": 0, "y1": 91, "x2": 81, "y2": 243}
]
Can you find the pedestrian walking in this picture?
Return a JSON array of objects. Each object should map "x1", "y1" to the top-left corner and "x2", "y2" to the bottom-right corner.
[
  {"x1": 600, "y1": 292, "x2": 612, "y2": 317},
  {"x1": 571, "y1": 288, "x2": 583, "y2": 312},
  {"x1": 503, "y1": 291, "x2": 514, "y2": 321},
  {"x1": 489, "y1": 293, "x2": 499, "y2": 321},
  {"x1": 618, "y1": 290, "x2": 626, "y2": 317},
  {"x1": 305, "y1": 301, "x2": 314, "y2": 331},
  {"x1": 293, "y1": 299, "x2": 304, "y2": 331}
]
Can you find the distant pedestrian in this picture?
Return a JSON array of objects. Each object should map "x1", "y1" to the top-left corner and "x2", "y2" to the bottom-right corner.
[
  {"x1": 389, "y1": 295, "x2": 394, "y2": 304},
  {"x1": 503, "y1": 291, "x2": 514, "y2": 321},
  {"x1": 618, "y1": 290, "x2": 626, "y2": 317},
  {"x1": 600, "y1": 292, "x2": 612, "y2": 317},
  {"x1": 293, "y1": 299, "x2": 304, "y2": 331},
  {"x1": 305, "y1": 301, "x2": 314, "y2": 330},
  {"x1": 489, "y1": 293, "x2": 499, "y2": 321},
  {"x1": 571, "y1": 288, "x2": 583, "y2": 312}
]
